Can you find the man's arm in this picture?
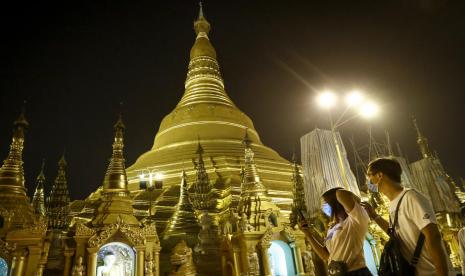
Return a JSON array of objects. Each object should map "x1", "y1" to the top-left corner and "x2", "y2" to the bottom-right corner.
[
  {"x1": 360, "y1": 202, "x2": 389, "y2": 233},
  {"x1": 421, "y1": 223, "x2": 450, "y2": 276}
]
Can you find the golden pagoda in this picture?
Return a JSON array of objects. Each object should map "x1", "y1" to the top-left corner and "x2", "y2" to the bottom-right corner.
[
  {"x1": 0, "y1": 109, "x2": 49, "y2": 276},
  {"x1": 124, "y1": 4, "x2": 295, "y2": 232}
]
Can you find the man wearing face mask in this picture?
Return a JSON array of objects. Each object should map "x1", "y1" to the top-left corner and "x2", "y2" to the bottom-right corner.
[
  {"x1": 300, "y1": 187, "x2": 372, "y2": 276},
  {"x1": 361, "y1": 158, "x2": 455, "y2": 276}
]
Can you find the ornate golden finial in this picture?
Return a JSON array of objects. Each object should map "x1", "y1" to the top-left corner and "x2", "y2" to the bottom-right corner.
[
  {"x1": 198, "y1": 2, "x2": 205, "y2": 19},
  {"x1": 103, "y1": 111, "x2": 128, "y2": 193},
  {"x1": 0, "y1": 106, "x2": 29, "y2": 189},
  {"x1": 32, "y1": 159, "x2": 46, "y2": 216},
  {"x1": 47, "y1": 154, "x2": 71, "y2": 229},
  {"x1": 237, "y1": 128, "x2": 270, "y2": 218},
  {"x1": 290, "y1": 153, "x2": 306, "y2": 227},
  {"x1": 177, "y1": 3, "x2": 235, "y2": 108},
  {"x1": 164, "y1": 171, "x2": 200, "y2": 237},
  {"x1": 412, "y1": 116, "x2": 432, "y2": 159},
  {"x1": 190, "y1": 140, "x2": 212, "y2": 210},
  {"x1": 194, "y1": 2, "x2": 210, "y2": 35}
]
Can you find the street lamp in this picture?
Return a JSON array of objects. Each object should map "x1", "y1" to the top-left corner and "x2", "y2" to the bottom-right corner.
[
  {"x1": 315, "y1": 90, "x2": 379, "y2": 191},
  {"x1": 139, "y1": 170, "x2": 164, "y2": 220}
]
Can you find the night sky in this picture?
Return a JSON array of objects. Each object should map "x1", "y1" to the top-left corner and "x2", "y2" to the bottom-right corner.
[{"x1": 1, "y1": 1, "x2": 464, "y2": 200}]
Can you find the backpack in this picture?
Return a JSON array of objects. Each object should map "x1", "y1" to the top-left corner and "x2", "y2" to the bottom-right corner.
[{"x1": 378, "y1": 190, "x2": 425, "y2": 276}]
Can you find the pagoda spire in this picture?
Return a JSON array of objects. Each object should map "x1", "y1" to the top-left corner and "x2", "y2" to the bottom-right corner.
[
  {"x1": 103, "y1": 112, "x2": 128, "y2": 194},
  {"x1": 241, "y1": 129, "x2": 267, "y2": 195},
  {"x1": 164, "y1": 171, "x2": 200, "y2": 238},
  {"x1": 47, "y1": 154, "x2": 71, "y2": 230},
  {"x1": 177, "y1": 2, "x2": 235, "y2": 108},
  {"x1": 289, "y1": 153, "x2": 307, "y2": 227},
  {"x1": 0, "y1": 107, "x2": 35, "y2": 228},
  {"x1": 412, "y1": 117, "x2": 432, "y2": 159},
  {"x1": 92, "y1": 112, "x2": 139, "y2": 227},
  {"x1": 0, "y1": 106, "x2": 29, "y2": 190},
  {"x1": 190, "y1": 140, "x2": 213, "y2": 210},
  {"x1": 32, "y1": 159, "x2": 46, "y2": 216}
]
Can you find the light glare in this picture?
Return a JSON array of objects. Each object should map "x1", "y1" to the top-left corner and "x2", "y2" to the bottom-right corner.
[
  {"x1": 317, "y1": 91, "x2": 337, "y2": 109},
  {"x1": 154, "y1": 172, "x2": 164, "y2": 181},
  {"x1": 346, "y1": 90, "x2": 364, "y2": 106},
  {"x1": 359, "y1": 101, "x2": 379, "y2": 119}
]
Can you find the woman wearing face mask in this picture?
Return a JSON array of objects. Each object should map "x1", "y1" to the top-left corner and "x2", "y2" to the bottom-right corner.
[{"x1": 300, "y1": 188, "x2": 372, "y2": 276}]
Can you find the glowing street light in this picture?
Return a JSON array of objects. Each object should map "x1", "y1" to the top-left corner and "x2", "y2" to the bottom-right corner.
[
  {"x1": 345, "y1": 90, "x2": 364, "y2": 106},
  {"x1": 359, "y1": 101, "x2": 379, "y2": 119},
  {"x1": 314, "y1": 89, "x2": 380, "y2": 192},
  {"x1": 316, "y1": 91, "x2": 337, "y2": 109},
  {"x1": 138, "y1": 169, "x2": 164, "y2": 220}
]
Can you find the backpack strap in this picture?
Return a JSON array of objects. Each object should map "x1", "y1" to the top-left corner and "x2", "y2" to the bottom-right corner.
[
  {"x1": 389, "y1": 190, "x2": 410, "y2": 230},
  {"x1": 411, "y1": 233, "x2": 425, "y2": 266},
  {"x1": 389, "y1": 189, "x2": 426, "y2": 267}
]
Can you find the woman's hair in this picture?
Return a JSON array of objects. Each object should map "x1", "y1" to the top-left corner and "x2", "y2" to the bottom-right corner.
[{"x1": 322, "y1": 188, "x2": 347, "y2": 222}]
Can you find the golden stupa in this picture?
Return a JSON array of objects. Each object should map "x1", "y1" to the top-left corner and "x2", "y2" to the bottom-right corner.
[{"x1": 121, "y1": 5, "x2": 295, "y2": 230}]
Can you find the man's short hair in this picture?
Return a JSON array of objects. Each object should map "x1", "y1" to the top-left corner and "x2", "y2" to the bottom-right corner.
[{"x1": 368, "y1": 158, "x2": 402, "y2": 183}]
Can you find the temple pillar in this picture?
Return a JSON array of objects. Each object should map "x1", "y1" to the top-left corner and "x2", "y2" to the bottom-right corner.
[
  {"x1": 154, "y1": 250, "x2": 160, "y2": 276},
  {"x1": 73, "y1": 237, "x2": 88, "y2": 265},
  {"x1": 135, "y1": 246, "x2": 145, "y2": 276},
  {"x1": 86, "y1": 248, "x2": 98, "y2": 276},
  {"x1": 10, "y1": 249, "x2": 27, "y2": 276},
  {"x1": 260, "y1": 245, "x2": 271, "y2": 276},
  {"x1": 232, "y1": 247, "x2": 241, "y2": 276},
  {"x1": 25, "y1": 246, "x2": 42, "y2": 276},
  {"x1": 63, "y1": 249, "x2": 75, "y2": 276},
  {"x1": 290, "y1": 242, "x2": 305, "y2": 276}
]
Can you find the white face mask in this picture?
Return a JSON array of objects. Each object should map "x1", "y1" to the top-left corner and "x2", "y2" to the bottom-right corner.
[
  {"x1": 367, "y1": 178, "x2": 379, "y2": 193},
  {"x1": 321, "y1": 202, "x2": 332, "y2": 217}
]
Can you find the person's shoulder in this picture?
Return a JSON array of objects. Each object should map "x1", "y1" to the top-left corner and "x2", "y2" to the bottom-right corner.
[
  {"x1": 459, "y1": 227, "x2": 465, "y2": 236},
  {"x1": 404, "y1": 188, "x2": 429, "y2": 202}
]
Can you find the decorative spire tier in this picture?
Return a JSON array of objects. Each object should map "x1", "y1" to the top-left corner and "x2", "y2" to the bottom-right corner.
[
  {"x1": 92, "y1": 113, "x2": 139, "y2": 227},
  {"x1": 164, "y1": 171, "x2": 200, "y2": 239},
  {"x1": 237, "y1": 130, "x2": 279, "y2": 230},
  {"x1": 413, "y1": 117, "x2": 432, "y2": 159},
  {"x1": 103, "y1": 113, "x2": 128, "y2": 194},
  {"x1": 47, "y1": 154, "x2": 71, "y2": 230},
  {"x1": 180, "y1": 3, "x2": 233, "y2": 108},
  {"x1": 290, "y1": 154, "x2": 306, "y2": 227},
  {"x1": 189, "y1": 141, "x2": 213, "y2": 210},
  {"x1": 0, "y1": 109, "x2": 29, "y2": 190},
  {"x1": 32, "y1": 160, "x2": 47, "y2": 216},
  {"x1": 0, "y1": 109, "x2": 35, "y2": 228}
]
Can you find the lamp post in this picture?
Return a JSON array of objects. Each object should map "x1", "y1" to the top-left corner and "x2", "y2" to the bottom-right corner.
[
  {"x1": 316, "y1": 90, "x2": 379, "y2": 192},
  {"x1": 139, "y1": 170, "x2": 164, "y2": 221}
]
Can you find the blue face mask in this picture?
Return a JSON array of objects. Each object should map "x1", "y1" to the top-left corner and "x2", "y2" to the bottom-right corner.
[
  {"x1": 367, "y1": 179, "x2": 379, "y2": 193},
  {"x1": 321, "y1": 202, "x2": 332, "y2": 217}
]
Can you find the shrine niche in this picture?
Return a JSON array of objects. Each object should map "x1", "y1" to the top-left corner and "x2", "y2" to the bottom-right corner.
[
  {"x1": 0, "y1": 257, "x2": 8, "y2": 276},
  {"x1": 96, "y1": 242, "x2": 135, "y2": 276}
]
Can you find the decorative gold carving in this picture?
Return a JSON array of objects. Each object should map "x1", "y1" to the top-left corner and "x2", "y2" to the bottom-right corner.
[
  {"x1": 169, "y1": 240, "x2": 196, "y2": 276},
  {"x1": 0, "y1": 239, "x2": 15, "y2": 260},
  {"x1": 145, "y1": 253, "x2": 155, "y2": 276},
  {"x1": 260, "y1": 228, "x2": 273, "y2": 248},
  {"x1": 283, "y1": 225, "x2": 296, "y2": 242},
  {"x1": 88, "y1": 216, "x2": 146, "y2": 248},
  {"x1": 72, "y1": 256, "x2": 85, "y2": 276},
  {"x1": 247, "y1": 248, "x2": 260, "y2": 276},
  {"x1": 75, "y1": 222, "x2": 96, "y2": 237}
]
